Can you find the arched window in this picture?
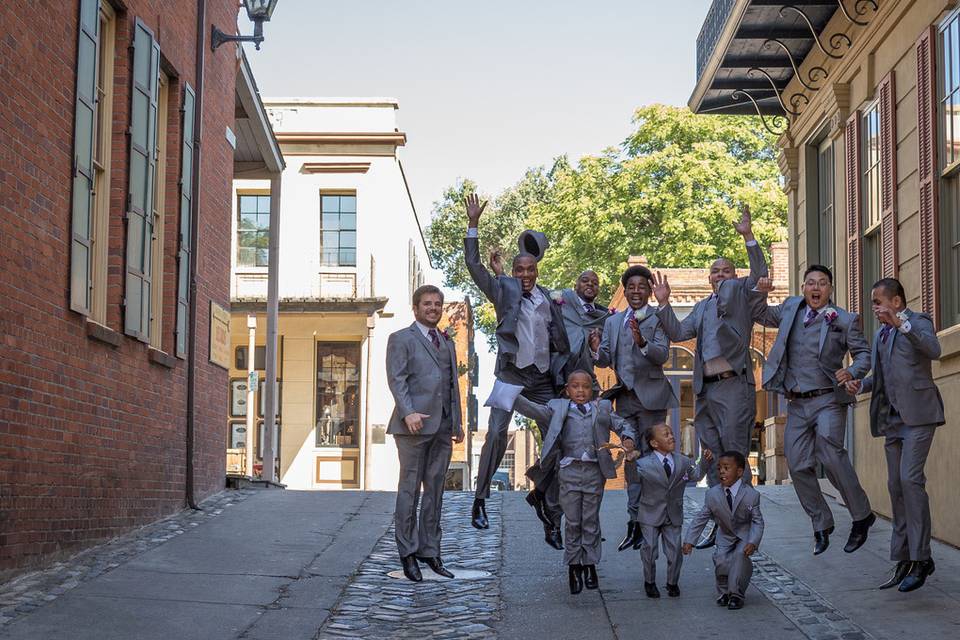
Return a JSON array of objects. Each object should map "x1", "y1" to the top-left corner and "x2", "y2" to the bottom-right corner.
[{"x1": 667, "y1": 346, "x2": 695, "y2": 372}]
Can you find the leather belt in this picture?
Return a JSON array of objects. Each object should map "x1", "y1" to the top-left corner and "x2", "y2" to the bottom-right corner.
[
  {"x1": 702, "y1": 370, "x2": 738, "y2": 384},
  {"x1": 785, "y1": 388, "x2": 834, "y2": 401}
]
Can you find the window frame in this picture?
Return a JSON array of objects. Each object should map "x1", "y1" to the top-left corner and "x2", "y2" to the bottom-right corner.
[
  {"x1": 236, "y1": 191, "x2": 272, "y2": 269},
  {"x1": 817, "y1": 137, "x2": 836, "y2": 274},
  {"x1": 148, "y1": 71, "x2": 169, "y2": 349},
  {"x1": 314, "y1": 341, "x2": 362, "y2": 448},
  {"x1": 319, "y1": 191, "x2": 358, "y2": 268},
  {"x1": 89, "y1": 1, "x2": 115, "y2": 324},
  {"x1": 938, "y1": 10, "x2": 960, "y2": 328},
  {"x1": 861, "y1": 100, "x2": 883, "y2": 336}
]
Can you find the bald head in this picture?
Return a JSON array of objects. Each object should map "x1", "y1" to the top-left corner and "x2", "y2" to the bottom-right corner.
[{"x1": 709, "y1": 257, "x2": 737, "y2": 290}]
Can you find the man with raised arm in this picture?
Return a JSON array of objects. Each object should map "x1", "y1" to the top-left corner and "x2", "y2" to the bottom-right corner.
[
  {"x1": 650, "y1": 206, "x2": 768, "y2": 548},
  {"x1": 463, "y1": 194, "x2": 570, "y2": 549}
]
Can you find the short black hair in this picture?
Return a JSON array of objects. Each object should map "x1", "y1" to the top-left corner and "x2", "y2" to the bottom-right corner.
[
  {"x1": 872, "y1": 277, "x2": 906, "y2": 303},
  {"x1": 566, "y1": 369, "x2": 593, "y2": 382},
  {"x1": 621, "y1": 265, "x2": 653, "y2": 288},
  {"x1": 512, "y1": 252, "x2": 538, "y2": 268},
  {"x1": 718, "y1": 450, "x2": 746, "y2": 470},
  {"x1": 643, "y1": 423, "x2": 669, "y2": 447},
  {"x1": 412, "y1": 284, "x2": 444, "y2": 306},
  {"x1": 804, "y1": 264, "x2": 833, "y2": 284}
]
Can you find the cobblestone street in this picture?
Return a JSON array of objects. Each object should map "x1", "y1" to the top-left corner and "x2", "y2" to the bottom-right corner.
[{"x1": 1, "y1": 486, "x2": 958, "y2": 640}]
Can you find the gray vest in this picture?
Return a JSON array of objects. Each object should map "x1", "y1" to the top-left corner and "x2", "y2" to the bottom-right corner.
[
  {"x1": 616, "y1": 318, "x2": 637, "y2": 389},
  {"x1": 784, "y1": 312, "x2": 834, "y2": 393},
  {"x1": 700, "y1": 296, "x2": 724, "y2": 363},
  {"x1": 560, "y1": 409, "x2": 598, "y2": 460},
  {"x1": 516, "y1": 295, "x2": 551, "y2": 372},
  {"x1": 877, "y1": 333, "x2": 900, "y2": 413}
]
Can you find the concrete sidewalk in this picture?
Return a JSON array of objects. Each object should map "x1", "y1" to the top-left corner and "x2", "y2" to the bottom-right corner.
[
  {"x1": 0, "y1": 491, "x2": 396, "y2": 640},
  {"x1": 1, "y1": 486, "x2": 959, "y2": 639}
]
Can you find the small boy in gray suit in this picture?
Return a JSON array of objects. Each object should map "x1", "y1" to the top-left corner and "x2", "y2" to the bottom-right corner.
[
  {"x1": 683, "y1": 451, "x2": 764, "y2": 610},
  {"x1": 634, "y1": 423, "x2": 711, "y2": 598},
  {"x1": 513, "y1": 370, "x2": 636, "y2": 595}
]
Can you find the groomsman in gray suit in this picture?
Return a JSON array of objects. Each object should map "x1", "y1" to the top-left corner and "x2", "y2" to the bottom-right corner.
[
  {"x1": 847, "y1": 278, "x2": 944, "y2": 592},
  {"x1": 752, "y1": 265, "x2": 874, "y2": 556},
  {"x1": 463, "y1": 195, "x2": 570, "y2": 547},
  {"x1": 651, "y1": 206, "x2": 767, "y2": 547},
  {"x1": 386, "y1": 285, "x2": 464, "y2": 582},
  {"x1": 557, "y1": 270, "x2": 611, "y2": 383},
  {"x1": 591, "y1": 265, "x2": 677, "y2": 551}
]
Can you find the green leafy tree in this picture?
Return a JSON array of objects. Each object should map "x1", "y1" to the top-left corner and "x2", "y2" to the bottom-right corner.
[{"x1": 426, "y1": 105, "x2": 787, "y2": 336}]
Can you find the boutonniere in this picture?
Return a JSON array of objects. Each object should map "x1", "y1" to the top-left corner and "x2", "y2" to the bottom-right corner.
[
  {"x1": 823, "y1": 307, "x2": 839, "y2": 325},
  {"x1": 635, "y1": 307, "x2": 648, "y2": 321},
  {"x1": 608, "y1": 307, "x2": 617, "y2": 315},
  {"x1": 549, "y1": 290, "x2": 565, "y2": 305},
  {"x1": 440, "y1": 328, "x2": 452, "y2": 340}
]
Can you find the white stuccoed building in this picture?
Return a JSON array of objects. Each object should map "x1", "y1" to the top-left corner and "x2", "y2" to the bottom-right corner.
[{"x1": 226, "y1": 98, "x2": 450, "y2": 491}]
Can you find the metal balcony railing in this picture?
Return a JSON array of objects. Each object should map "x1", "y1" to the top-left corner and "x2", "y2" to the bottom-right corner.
[{"x1": 696, "y1": 0, "x2": 736, "y2": 80}]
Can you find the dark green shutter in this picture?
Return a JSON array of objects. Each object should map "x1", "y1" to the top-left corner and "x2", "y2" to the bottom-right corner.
[
  {"x1": 175, "y1": 84, "x2": 196, "y2": 358},
  {"x1": 69, "y1": 0, "x2": 100, "y2": 314},
  {"x1": 124, "y1": 19, "x2": 160, "y2": 341}
]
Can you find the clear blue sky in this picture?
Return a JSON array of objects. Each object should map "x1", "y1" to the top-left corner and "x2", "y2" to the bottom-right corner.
[{"x1": 245, "y1": 0, "x2": 713, "y2": 221}]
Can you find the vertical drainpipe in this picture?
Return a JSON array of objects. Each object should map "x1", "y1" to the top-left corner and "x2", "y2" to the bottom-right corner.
[{"x1": 184, "y1": 0, "x2": 206, "y2": 510}]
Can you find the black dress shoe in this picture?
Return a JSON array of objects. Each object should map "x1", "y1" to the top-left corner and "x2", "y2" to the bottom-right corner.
[
  {"x1": 618, "y1": 521, "x2": 637, "y2": 552},
  {"x1": 844, "y1": 512, "x2": 876, "y2": 553},
  {"x1": 694, "y1": 522, "x2": 717, "y2": 549},
  {"x1": 813, "y1": 526, "x2": 834, "y2": 555},
  {"x1": 878, "y1": 560, "x2": 912, "y2": 590},
  {"x1": 416, "y1": 556, "x2": 454, "y2": 579},
  {"x1": 899, "y1": 559, "x2": 935, "y2": 592},
  {"x1": 525, "y1": 490, "x2": 552, "y2": 527},
  {"x1": 544, "y1": 524, "x2": 564, "y2": 550},
  {"x1": 727, "y1": 595, "x2": 744, "y2": 610},
  {"x1": 569, "y1": 564, "x2": 584, "y2": 594},
  {"x1": 401, "y1": 555, "x2": 422, "y2": 582},
  {"x1": 666, "y1": 583, "x2": 680, "y2": 597},
  {"x1": 644, "y1": 582, "x2": 660, "y2": 598},
  {"x1": 716, "y1": 594, "x2": 730, "y2": 607},
  {"x1": 583, "y1": 564, "x2": 599, "y2": 590},
  {"x1": 471, "y1": 498, "x2": 489, "y2": 530},
  {"x1": 631, "y1": 523, "x2": 645, "y2": 550}
]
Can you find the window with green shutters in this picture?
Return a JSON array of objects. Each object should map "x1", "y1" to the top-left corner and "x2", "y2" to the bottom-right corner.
[
  {"x1": 124, "y1": 19, "x2": 160, "y2": 342},
  {"x1": 176, "y1": 84, "x2": 196, "y2": 358},
  {"x1": 69, "y1": 0, "x2": 100, "y2": 314}
]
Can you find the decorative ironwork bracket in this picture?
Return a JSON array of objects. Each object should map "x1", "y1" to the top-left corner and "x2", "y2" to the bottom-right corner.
[
  {"x1": 762, "y1": 38, "x2": 828, "y2": 91},
  {"x1": 781, "y1": 5, "x2": 850, "y2": 59},
  {"x1": 731, "y1": 90, "x2": 788, "y2": 136},
  {"x1": 837, "y1": 0, "x2": 876, "y2": 26}
]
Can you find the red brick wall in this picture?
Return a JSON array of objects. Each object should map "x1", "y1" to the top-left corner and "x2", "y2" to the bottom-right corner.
[{"x1": 0, "y1": 0, "x2": 238, "y2": 578}]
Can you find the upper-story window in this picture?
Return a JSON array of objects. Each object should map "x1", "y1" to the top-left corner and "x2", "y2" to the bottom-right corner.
[
  {"x1": 861, "y1": 102, "x2": 882, "y2": 336},
  {"x1": 238, "y1": 194, "x2": 270, "y2": 268},
  {"x1": 939, "y1": 11, "x2": 960, "y2": 328},
  {"x1": 817, "y1": 139, "x2": 835, "y2": 273},
  {"x1": 321, "y1": 193, "x2": 357, "y2": 267}
]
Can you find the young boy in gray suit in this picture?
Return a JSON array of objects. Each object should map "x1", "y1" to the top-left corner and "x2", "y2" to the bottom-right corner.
[
  {"x1": 683, "y1": 451, "x2": 764, "y2": 610},
  {"x1": 634, "y1": 424, "x2": 711, "y2": 598},
  {"x1": 513, "y1": 370, "x2": 636, "y2": 595}
]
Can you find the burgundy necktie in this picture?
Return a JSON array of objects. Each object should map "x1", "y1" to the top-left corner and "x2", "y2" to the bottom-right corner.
[
  {"x1": 803, "y1": 308, "x2": 818, "y2": 327},
  {"x1": 429, "y1": 329, "x2": 440, "y2": 350},
  {"x1": 880, "y1": 325, "x2": 892, "y2": 344}
]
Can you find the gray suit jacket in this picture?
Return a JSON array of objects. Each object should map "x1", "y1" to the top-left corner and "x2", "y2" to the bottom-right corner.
[
  {"x1": 386, "y1": 323, "x2": 463, "y2": 438},
  {"x1": 464, "y1": 236, "x2": 570, "y2": 386},
  {"x1": 656, "y1": 242, "x2": 768, "y2": 395},
  {"x1": 514, "y1": 397, "x2": 634, "y2": 479},
  {"x1": 595, "y1": 309, "x2": 678, "y2": 410},
  {"x1": 557, "y1": 288, "x2": 610, "y2": 377},
  {"x1": 860, "y1": 310, "x2": 944, "y2": 433},
  {"x1": 684, "y1": 483, "x2": 764, "y2": 548},
  {"x1": 754, "y1": 297, "x2": 871, "y2": 403},
  {"x1": 634, "y1": 452, "x2": 706, "y2": 527}
]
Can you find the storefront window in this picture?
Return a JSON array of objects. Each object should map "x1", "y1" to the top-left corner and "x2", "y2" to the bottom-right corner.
[{"x1": 316, "y1": 342, "x2": 361, "y2": 447}]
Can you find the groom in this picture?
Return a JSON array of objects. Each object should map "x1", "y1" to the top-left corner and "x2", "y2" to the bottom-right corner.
[{"x1": 464, "y1": 194, "x2": 571, "y2": 549}]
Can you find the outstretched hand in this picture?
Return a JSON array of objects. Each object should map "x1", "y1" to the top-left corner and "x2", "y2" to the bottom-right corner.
[
  {"x1": 733, "y1": 203, "x2": 754, "y2": 241},
  {"x1": 652, "y1": 271, "x2": 671, "y2": 306},
  {"x1": 464, "y1": 193, "x2": 487, "y2": 228},
  {"x1": 755, "y1": 276, "x2": 775, "y2": 294}
]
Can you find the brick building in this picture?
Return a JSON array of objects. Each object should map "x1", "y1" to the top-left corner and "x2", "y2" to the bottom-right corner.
[{"x1": 0, "y1": 1, "x2": 281, "y2": 578}]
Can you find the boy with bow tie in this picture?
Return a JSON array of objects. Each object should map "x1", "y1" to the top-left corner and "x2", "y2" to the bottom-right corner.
[{"x1": 512, "y1": 370, "x2": 636, "y2": 594}]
